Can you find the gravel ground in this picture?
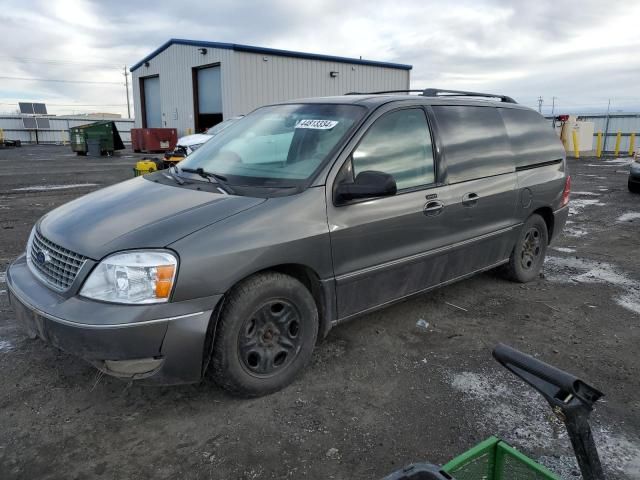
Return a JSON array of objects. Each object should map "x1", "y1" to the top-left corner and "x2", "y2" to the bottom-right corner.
[{"x1": 0, "y1": 145, "x2": 638, "y2": 479}]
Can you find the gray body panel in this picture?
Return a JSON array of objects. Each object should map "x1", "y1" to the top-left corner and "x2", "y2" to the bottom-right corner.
[{"x1": 7, "y1": 94, "x2": 569, "y2": 385}]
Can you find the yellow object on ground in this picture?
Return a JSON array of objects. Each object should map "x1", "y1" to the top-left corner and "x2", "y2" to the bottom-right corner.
[
  {"x1": 614, "y1": 131, "x2": 622, "y2": 156},
  {"x1": 572, "y1": 130, "x2": 580, "y2": 158},
  {"x1": 133, "y1": 160, "x2": 158, "y2": 177},
  {"x1": 629, "y1": 133, "x2": 636, "y2": 157},
  {"x1": 596, "y1": 131, "x2": 602, "y2": 158}
]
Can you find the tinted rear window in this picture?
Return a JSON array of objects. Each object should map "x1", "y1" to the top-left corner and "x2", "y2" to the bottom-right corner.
[
  {"x1": 499, "y1": 108, "x2": 564, "y2": 169},
  {"x1": 432, "y1": 106, "x2": 513, "y2": 183}
]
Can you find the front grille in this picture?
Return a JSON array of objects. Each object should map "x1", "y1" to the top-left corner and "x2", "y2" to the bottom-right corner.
[{"x1": 29, "y1": 230, "x2": 87, "y2": 291}]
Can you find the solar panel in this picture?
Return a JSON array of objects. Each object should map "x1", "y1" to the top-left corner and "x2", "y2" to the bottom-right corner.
[
  {"x1": 33, "y1": 103, "x2": 48, "y2": 115},
  {"x1": 22, "y1": 117, "x2": 37, "y2": 129},
  {"x1": 36, "y1": 117, "x2": 50, "y2": 129},
  {"x1": 19, "y1": 102, "x2": 35, "y2": 114}
]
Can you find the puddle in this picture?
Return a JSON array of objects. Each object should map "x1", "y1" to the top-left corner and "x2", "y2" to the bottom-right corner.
[
  {"x1": 544, "y1": 256, "x2": 640, "y2": 314},
  {"x1": 12, "y1": 184, "x2": 99, "y2": 192},
  {"x1": 617, "y1": 212, "x2": 640, "y2": 222},
  {"x1": 449, "y1": 368, "x2": 640, "y2": 478},
  {"x1": 569, "y1": 198, "x2": 605, "y2": 216}
]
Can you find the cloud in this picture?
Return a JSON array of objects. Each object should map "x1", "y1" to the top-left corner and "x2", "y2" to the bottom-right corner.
[{"x1": 1, "y1": 0, "x2": 639, "y2": 116}]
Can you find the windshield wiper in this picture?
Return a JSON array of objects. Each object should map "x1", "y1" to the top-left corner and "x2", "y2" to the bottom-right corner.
[
  {"x1": 180, "y1": 167, "x2": 235, "y2": 194},
  {"x1": 166, "y1": 165, "x2": 184, "y2": 185}
]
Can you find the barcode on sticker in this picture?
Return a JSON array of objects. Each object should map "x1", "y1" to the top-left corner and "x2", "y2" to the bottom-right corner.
[{"x1": 295, "y1": 119, "x2": 339, "y2": 130}]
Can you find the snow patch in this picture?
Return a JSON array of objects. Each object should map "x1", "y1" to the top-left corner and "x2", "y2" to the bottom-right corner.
[
  {"x1": 0, "y1": 271, "x2": 5, "y2": 284},
  {"x1": 12, "y1": 184, "x2": 99, "y2": 192},
  {"x1": 569, "y1": 198, "x2": 605, "y2": 216},
  {"x1": 572, "y1": 191, "x2": 600, "y2": 196},
  {"x1": 0, "y1": 339, "x2": 14, "y2": 353},
  {"x1": 617, "y1": 212, "x2": 640, "y2": 222},
  {"x1": 564, "y1": 226, "x2": 588, "y2": 237},
  {"x1": 544, "y1": 256, "x2": 640, "y2": 314},
  {"x1": 552, "y1": 247, "x2": 576, "y2": 253}
]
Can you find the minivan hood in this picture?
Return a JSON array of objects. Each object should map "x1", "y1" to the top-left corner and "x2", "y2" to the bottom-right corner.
[
  {"x1": 38, "y1": 176, "x2": 265, "y2": 260},
  {"x1": 177, "y1": 133, "x2": 211, "y2": 147}
]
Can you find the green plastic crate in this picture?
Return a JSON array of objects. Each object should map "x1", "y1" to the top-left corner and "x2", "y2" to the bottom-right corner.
[{"x1": 442, "y1": 437, "x2": 559, "y2": 480}]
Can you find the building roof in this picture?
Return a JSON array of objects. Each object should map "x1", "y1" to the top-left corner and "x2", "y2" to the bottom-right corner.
[{"x1": 130, "y1": 38, "x2": 413, "y2": 72}]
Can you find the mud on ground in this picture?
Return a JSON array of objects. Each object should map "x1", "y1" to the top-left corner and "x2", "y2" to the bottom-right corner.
[{"x1": 0, "y1": 146, "x2": 638, "y2": 479}]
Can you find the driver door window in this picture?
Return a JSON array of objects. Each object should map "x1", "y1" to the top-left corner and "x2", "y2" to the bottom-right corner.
[{"x1": 352, "y1": 108, "x2": 435, "y2": 190}]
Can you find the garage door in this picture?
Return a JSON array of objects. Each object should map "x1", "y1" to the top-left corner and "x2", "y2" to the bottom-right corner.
[
  {"x1": 194, "y1": 65, "x2": 222, "y2": 132},
  {"x1": 143, "y1": 76, "x2": 162, "y2": 128}
]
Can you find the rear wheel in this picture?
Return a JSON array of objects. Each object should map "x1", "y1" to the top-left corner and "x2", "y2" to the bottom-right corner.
[
  {"x1": 505, "y1": 214, "x2": 548, "y2": 283},
  {"x1": 210, "y1": 272, "x2": 318, "y2": 397}
]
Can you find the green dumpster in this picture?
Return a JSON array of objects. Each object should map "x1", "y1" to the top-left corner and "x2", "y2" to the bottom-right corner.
[{"x1": 69, "y1": 121, "x2": 125, "y2": 156}]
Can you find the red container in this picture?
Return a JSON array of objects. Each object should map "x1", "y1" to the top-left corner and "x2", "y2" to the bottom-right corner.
[
  {"x1": 130, "y1": 128, "x2": 143, "y2": 152},
  {"x1": 132, "y1": 128, "x2": 177, "y2": 153}
]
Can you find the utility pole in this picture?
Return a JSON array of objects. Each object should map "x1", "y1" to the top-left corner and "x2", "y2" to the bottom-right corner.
[
  {"x1": 537, "y1": 96, "x2": 544, "y2": 113},
  {"x1": 123, "y1": 65, "x2": 131, "y2": 119}
]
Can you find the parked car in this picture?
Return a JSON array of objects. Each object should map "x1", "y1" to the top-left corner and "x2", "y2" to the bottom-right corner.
[
  {"x1": 174, "y1": 116, "x2": 244, "y2": 155},
  {"x1": 7, "y1": 89, "x2": 570, "y2": 396},
  {"x1": 629, "y1": 154, "x2": 640, "y2": 193}
]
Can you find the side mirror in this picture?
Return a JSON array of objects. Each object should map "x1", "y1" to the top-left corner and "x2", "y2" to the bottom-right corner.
[{"x1": 335, "y1": 170, "x2": 397, "y2": 203}]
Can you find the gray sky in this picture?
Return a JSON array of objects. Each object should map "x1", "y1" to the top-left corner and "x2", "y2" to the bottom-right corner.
[{"x1": 2, "y1": 0, "x2": 639, "y2": 117}]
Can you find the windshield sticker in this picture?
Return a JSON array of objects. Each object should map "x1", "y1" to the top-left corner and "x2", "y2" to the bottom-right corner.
[{"x1": 295, "y1": 119, "x2": 339, "y2": 130}]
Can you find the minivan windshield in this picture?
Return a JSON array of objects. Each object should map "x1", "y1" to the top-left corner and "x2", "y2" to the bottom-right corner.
[{"x1": 179, "y1": 104, "x2": 364, "y2": 187}]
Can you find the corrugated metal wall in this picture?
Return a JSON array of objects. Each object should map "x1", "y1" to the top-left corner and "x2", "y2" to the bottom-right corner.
[
  {"x1": 0, "y1": 116, "x2": 134, "y2": 144},
  {"x1": 132, "y1": 44, "x2": 410, "y2": 136},
  {"x1": 229, "y1": 51, "x2": 410, "y2": 116}
]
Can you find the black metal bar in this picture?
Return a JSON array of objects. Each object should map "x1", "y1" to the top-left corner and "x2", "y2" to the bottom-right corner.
[
  {"x1": 564, "y1": 409, "x2": 605, "y2": 480},
  {"x1": 421, "y1": 88, "x2": 517, "y2": 103}
]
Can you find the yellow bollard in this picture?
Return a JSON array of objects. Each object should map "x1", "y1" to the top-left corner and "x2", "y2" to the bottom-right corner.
[
  {"x1": 614, "y1": 130, "x2": 622, "y2": 156},
  {"x1": 186, "y1": 128, "x2": 193, "y2": 135},
  {"x1": 572, "y1": 129, "x2": 580, "y2": 158},
  {"x1": 596, "y1": 131, "x2": 602, "y2": 158},
  {"x1": 629, "y1": 133, "x2": 636, "y2": 157},
  {"x1": 0, "y1": 128, "x2": 4, "y2": 142}
]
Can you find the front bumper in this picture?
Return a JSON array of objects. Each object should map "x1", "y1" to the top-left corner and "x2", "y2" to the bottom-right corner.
[{"x1": 7, "y1": 254, "x2": 222, "y2": 385}]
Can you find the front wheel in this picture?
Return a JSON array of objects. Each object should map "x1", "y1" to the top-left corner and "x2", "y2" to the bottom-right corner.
[
  {"x1": 210, "y1": 272, "x2": 318, "y2": 397},
  {"x1": 505, "y1": 214, "x2": 549, "y2": 283},
  {"x1": 629, "y1": 179, "x2": 640, "y2": 193}
]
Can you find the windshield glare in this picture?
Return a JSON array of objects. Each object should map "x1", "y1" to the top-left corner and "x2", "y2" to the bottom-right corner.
[{"x1": 179, "y1": 104, "x2": 364, "y2": 186}]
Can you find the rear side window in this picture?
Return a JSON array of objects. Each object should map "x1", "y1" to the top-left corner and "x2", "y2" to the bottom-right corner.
[
  {"x1": 499, "y1": 108, "x2": 565, "y2": 169},
  {"x1": 352, "y1": 108, "x2": 435, "y2": 190},
  {"x1": 432, "y1": 106, "x2": 513, "y2": 183}
]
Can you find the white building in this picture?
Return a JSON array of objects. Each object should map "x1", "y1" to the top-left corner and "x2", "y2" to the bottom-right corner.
[{"x1": 130, "y1": 39, "x2": 412, "y2": 135}]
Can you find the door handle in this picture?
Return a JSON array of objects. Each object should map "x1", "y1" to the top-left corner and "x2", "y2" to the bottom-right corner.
[
  {"x1": 462, "y1": 192, "x2": 479, "y2": 207},
  {"x1": 424, "y1": 200, "x2": 444, "y2": 216}
]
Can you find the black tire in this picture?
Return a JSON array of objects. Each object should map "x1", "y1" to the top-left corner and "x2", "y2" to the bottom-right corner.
[
  {"x1": 629, "y1": 179, "x2": 640, "y2": 193},
  {"x1": 210, "y1": 272, "x2": 318, "y2": 397},
  {"x1": 505, "y1": 214, "x2": 549, "y2": 283}
]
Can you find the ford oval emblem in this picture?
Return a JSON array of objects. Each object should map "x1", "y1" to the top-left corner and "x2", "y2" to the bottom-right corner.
[{"x1": 35, "y1": 249, "x2": 51, "y2": 265}]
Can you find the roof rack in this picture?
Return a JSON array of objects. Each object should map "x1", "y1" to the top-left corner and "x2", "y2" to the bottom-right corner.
[{"x1": 345, "y1": 88, "x2": 517, "y2": 103}]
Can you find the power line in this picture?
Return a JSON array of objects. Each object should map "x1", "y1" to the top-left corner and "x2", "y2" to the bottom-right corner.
[{"x1": 0, "y1": 76, "x2": 122, "y2": 85}]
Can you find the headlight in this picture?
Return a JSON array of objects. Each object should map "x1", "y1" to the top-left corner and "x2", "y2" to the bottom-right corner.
[{"x1": 80, "y1": 251, "x2": 177, "y2": 304}]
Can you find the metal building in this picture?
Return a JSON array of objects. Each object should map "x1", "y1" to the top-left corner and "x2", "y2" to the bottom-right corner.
[{"x1": 130, "y1": 39, "x2": 412, "y2": 135}]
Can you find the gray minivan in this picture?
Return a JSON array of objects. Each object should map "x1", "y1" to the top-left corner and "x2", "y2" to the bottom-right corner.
[{"x1": 7, "y1": 89, "x2": 570, "y2": 396}]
